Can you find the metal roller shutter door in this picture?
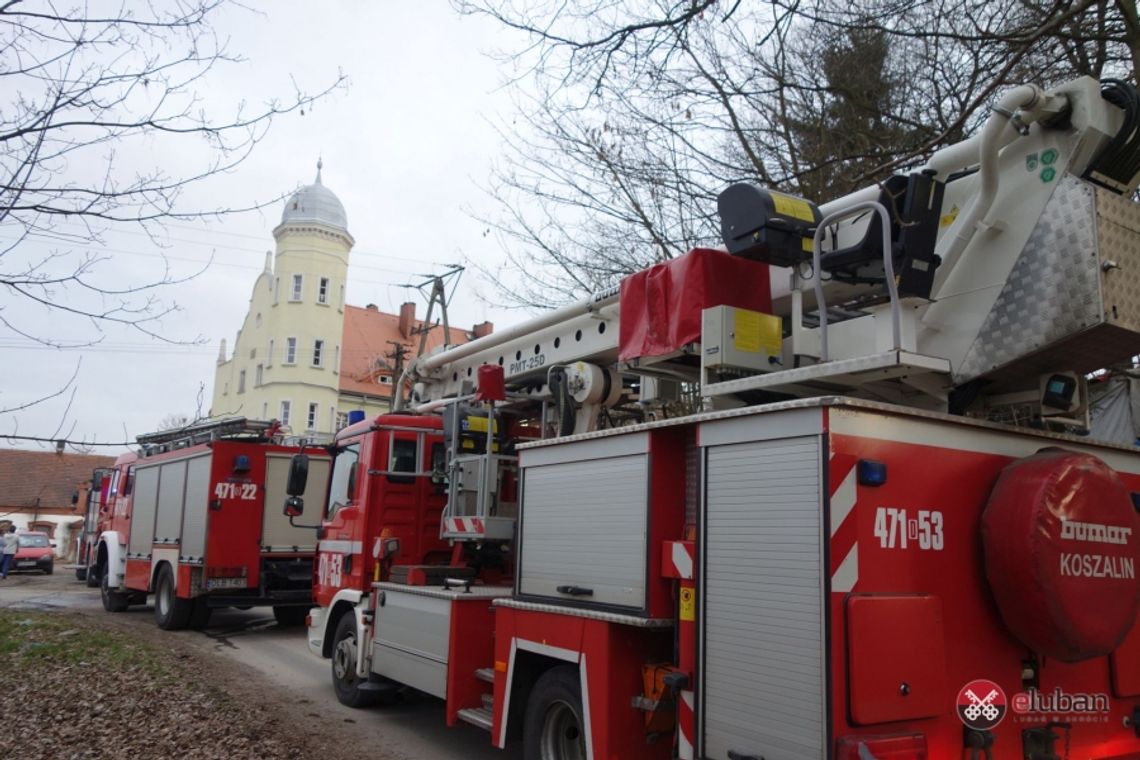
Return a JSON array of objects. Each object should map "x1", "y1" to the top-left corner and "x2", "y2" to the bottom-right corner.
[{"x1": 702, "y1": 436, "x2": 825, "y2": 760}]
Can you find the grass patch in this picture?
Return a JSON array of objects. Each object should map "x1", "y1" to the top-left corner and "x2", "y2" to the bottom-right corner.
[{"x1": 0, "y1": 610, "x2": 169, "y2": 676}]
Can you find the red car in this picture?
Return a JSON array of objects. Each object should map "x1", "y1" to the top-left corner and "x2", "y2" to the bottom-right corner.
[{"x1": 13, "y1": 532, "x2": 55, "y2": 575}]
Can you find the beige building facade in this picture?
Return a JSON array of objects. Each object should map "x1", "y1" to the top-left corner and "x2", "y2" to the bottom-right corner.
[
  {"x1": 211, "y1": 164, "x2": 492, "y2": 441},
  {"x1": 212, "y1": 162, "x2": 354, "y2": 440}
]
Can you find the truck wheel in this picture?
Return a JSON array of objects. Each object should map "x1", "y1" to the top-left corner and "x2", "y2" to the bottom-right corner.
[
  {"x1": 524, "y1": 666, "x2": 586, "y2": 760},
  {"x1": 332, "y1": 613, "x2": 380, "y2": 708},
  {"x1": 273, "y1": 606, "x2": 307, "y2": 627},
  {"x1": 100, "y1": 571, "x2": 129, "y2": 613},
  {"x1": 86, "y1": 564, "x2": 100, "y2": 588},
  {"x1": 188, "y1": 598, "x2": 212, "y2": 630},
  {"x1": 154, "y1": 564, "x2": 192, "y2": 630}
]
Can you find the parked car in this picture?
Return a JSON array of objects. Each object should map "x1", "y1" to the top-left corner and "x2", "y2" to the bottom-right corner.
[{"x1": 13, "y1": 532, "x2": 54, "y2": 575}]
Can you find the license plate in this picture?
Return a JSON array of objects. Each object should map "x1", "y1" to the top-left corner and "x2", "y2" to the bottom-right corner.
[
  {"x1": 17, "y1": 561, "x2": 36, "y2": 568},
  {"x1": 205, "y1": 577, "x2": 247, "y2": 590}
]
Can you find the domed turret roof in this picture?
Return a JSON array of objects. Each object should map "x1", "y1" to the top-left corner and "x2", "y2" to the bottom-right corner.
[{"x1": 279, "y1": 160, "x2": 348, "y2": 233}]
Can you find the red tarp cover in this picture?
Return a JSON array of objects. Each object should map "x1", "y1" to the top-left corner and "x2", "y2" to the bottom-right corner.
[{"x1": 618, "y1": 248, "x2": 772, "y2": 362}]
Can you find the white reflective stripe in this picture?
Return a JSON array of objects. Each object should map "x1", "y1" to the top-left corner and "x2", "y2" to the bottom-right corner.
[
  {"x1": 516, "y1": 638, "x2": 579, "y2": 662},
  {"x1": 318, "y1": 540, "x2": 361, "y2": 554},
  {"x1": 678, "y1": 690, "x2": 695, "y2": 759},
  {"x1": 671, "y1": 542, "x2": 694, "y2": 580},
  {"x1": 830, "y1": 467, "x2": 857, "y2": 536},
  {"x1": 831, "y1": 544, "x2": 858, "y2": 592},
  {"x1": 498, "y1": 640, "x2": 517, "y2": 749},
  {"x1": 580, "y1": 653, "x2": 594, "y2": 760}
]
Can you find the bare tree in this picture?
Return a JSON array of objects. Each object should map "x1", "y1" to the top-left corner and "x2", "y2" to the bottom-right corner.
[
  {"x1": 456, "y1": 0, "x2": 1138, "y2": 306},
  {"x1": 1, "y1": 1, "x2": 345, "y2": 345}
]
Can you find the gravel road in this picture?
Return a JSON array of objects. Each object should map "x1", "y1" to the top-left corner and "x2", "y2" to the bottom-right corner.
[{"x1": 0, "y1": 571, "x2": 522, "y2": 760}]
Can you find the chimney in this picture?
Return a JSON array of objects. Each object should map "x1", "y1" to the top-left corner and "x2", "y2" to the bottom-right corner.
[
  {"x1": 472, "y1": 321, "x2": 494, "y2": 339},
  {"x1": 399, "y1": 302, "x2": 416, "y2": 338}
]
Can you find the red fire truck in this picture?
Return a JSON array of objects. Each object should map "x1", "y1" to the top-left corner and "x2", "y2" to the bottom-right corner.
[
  {"x1": 90, "y1": 418, "x2": 330, "y2": 629},
  {"x1": 290, "y1": 76, "x2": 1140, "y2": 759},
  {"x1": 74, "y1": 467, "x2": 112, "y2": 586}
]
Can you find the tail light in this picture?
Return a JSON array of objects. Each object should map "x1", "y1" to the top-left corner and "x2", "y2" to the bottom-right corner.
[{"x1": 836, "y1": 734, "x2": 927, "y2": 760}]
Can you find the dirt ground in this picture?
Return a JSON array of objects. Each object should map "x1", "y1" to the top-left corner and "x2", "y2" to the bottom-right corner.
[{"x1": 0, "y1": 571, "x2": 408, "y2": 760}]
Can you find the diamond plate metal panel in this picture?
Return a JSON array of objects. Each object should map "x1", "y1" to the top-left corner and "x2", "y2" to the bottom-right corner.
[
  {"x1": 957, "y1": 176, "x2": 1102, "y2": 382},
  {"x1": 1098, "y1": 187, "x2": 1140, "y2": 334}
]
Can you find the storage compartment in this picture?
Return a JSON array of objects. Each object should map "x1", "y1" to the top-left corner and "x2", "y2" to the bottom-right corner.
[
  {"x1": 700, "y1": 434, "x2": 826, "y2": 760},
  {"x1": 846, "y1": 594, "x2": 947, "y2": 724},
  {"x1": 518, "y1": 433, "x2": 650, "y2": 611},
  {"x1": 128, "y1": 465, "x2": 160, "y2": 558}
]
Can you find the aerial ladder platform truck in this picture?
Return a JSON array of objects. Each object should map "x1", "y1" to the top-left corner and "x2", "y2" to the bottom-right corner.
[{"x1": 284, "y1": 76, "x2": 1140, "y2": 759}]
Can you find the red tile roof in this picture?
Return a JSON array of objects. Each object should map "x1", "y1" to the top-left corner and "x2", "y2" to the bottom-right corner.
[
  {"x1": 0, "y1": 449, "x2": 116, "y2": 511},
  {"x1": 339, "y1": 304, "x2": 491, "y2": 399}
]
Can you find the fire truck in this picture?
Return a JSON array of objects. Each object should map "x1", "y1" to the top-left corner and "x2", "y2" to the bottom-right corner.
[
  {"x1": 90, "y1": 418, "x2": 330, "y2": 629},
  {"x1": 287, "y1": 76, "x2": 1140, "y2": 759},
  {"x1": 73, "y1": 467, "x2": 112, "y2": 586}
]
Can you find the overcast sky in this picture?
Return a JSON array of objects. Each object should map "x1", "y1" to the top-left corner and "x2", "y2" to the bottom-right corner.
[{"x1": 3, "y1": 2, "x2": 528, "y2": 453}]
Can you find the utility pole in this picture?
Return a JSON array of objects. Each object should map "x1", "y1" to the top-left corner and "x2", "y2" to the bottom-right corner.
[
  {"x1": 385, "y1": 341, "x2": 410, "y2": 409},
  {"x1": 401, "y1": 265, "x2": 464, "y2": 359}
]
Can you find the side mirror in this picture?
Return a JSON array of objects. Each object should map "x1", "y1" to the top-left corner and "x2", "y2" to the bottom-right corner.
[
  {"x1": 382, "y1": 537, "x2": 401, "y2": 559},
  {"x1": 284, "y1": 495, "x2": 304, "y2": 518},
  {"x1": 50, "y1": 542, "x2": 57, "y2": 549},
  {"x1": 286, "y1": 454, "x2": 309, "y2": 496}
]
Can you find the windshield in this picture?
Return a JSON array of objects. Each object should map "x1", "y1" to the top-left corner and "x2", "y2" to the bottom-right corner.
[
  {"x1": 17, "y1": 534, "x2": 49, "y2": 548},
  {"x1": 326, "y1": 443, "x2": 360, "y2": 519}
]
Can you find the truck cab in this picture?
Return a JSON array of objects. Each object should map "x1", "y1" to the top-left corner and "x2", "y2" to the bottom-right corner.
[{"x1": 309, "y1": 414, "x2": 453, "y2": 652}]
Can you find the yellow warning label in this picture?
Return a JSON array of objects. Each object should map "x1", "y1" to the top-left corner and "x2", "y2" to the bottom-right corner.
[
  {"x1": 770, "y1": 191, "x2": 815, "y2": 222},
  {"x1": 679, "y1": 587, "x2": 695, "y2": 622},
  {"x1": 734, "y1": 309, "x2": 762, "y2": 353},
  {"x1": 940, "y1": 205, "x2": 960, "y2": 228},
  {"x1": 733, "y1": 308, "x2": 782, "y2": 356}
]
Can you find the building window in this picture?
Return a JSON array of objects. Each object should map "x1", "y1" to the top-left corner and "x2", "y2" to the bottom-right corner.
[
  {"x1": 290, "y1": 274, "x2": 303, "y2": 301},
  {"x1": 273, "y1": 277, "x2": 280, "y2": 305},
  {"x1": 262, "y1": 402, "x2": 268, "y2": 420},
  {"x1": 380, "y1": 376, "x2": 392, "y2": 385},
  {"x1": 318, "y1": 277, "x2": 330, "y2": 305},
  {"x1": 285, "y1": 337, "x2": 297, "y2": 365},
  {"x1": 339, "y1": 283, "x2": 345, "y2": 310},
  {"x1": 238, "y1": 370, "x2": 246, "y2": 394},
  {"x1": 255, "y1": 313, "x2": 262, "y2": 328},
  {"x1": 267, "y1": 339, "x2": 274, "y2": 367},
  {"x1": 249, "y1": 347, "x2": 256, "y2": 359},
  {"x1": 223, "y1": 382, "x2": 228, "y2": 396},
  {"x1": 255, "y1": 365, "x2": 263, "y2": 387},
  {"x1": 307, "y1": 402, "x2": 318, "y2": 430},
  {"x1": 334, "y1": 345, "x2": 340, "y2": 374},
  {"x1": 335, "y1": 412, "x2": 348, "y2": 431},
  {"x1": 313, "y1": 339, "x2": 324, "y2": 367},
  {"x1": 280, "y1": 400, "x2": 291, "y2": 427}
]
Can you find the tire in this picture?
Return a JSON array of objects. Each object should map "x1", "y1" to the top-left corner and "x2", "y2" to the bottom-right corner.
[
  {"x1": 86, "y1": 564, "x2": 100, "y2": 588},
  {"x1": 153, "y1": 564, "x2": 193, "y2": 630},
  {"x1": 100, "y1": 570, "x2": 129, "y2": 613},
  {"x1": 75, "y1": 567, "x2": 87, "y2": 581},
  {"x1": 188, "y1": 598, "x2": 212, "y2": 630},
  {"x1": 524, "y1": 666, "x2": 587, "y2": 760},
  {"x1": 273, "y1": 605, "x2": 308, "y2": 627},
  {"x1": 331, "y1": 613, "x2": 380, "y2": 708},
  {"x1": 44, "y1": 562, "x2": 53, "y2": 576}
]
